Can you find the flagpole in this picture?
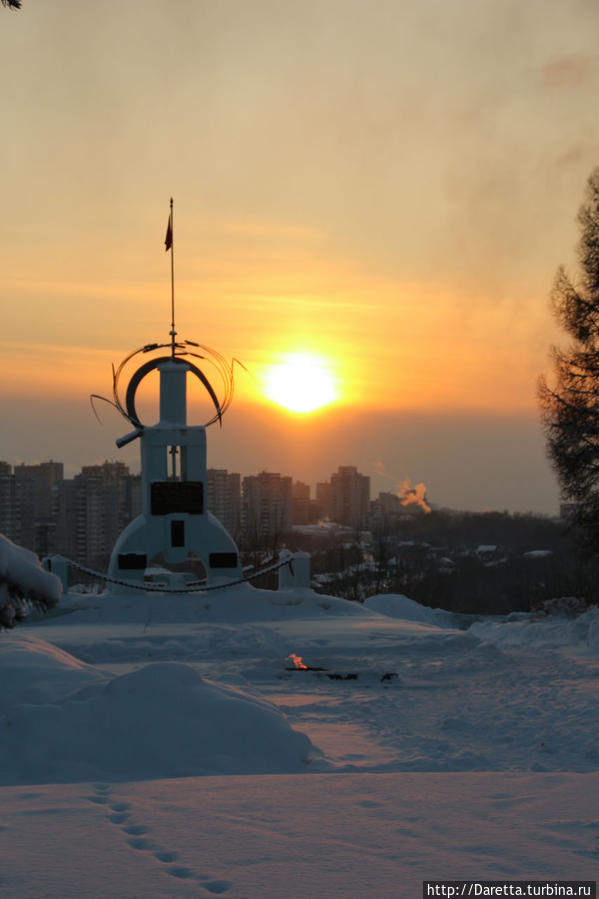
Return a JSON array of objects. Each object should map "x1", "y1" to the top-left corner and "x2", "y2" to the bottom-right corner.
[{"x1": 169, "y1": 197, "x2": 176, "y2": 358}]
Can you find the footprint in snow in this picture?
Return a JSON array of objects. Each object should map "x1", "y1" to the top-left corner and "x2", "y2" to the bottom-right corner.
[
  {"x1": 166, "y1": 866, "x2": 193, "y2": 879},
  {"x1": 110, "y1": 812, "x2": 130, "y2": 824},
  {"x1": 127, "y1": 838, "x2": 154, "y2": 851},
  {"x1": 123, "y1": 824, "x2": 149, "y2": 835},
  {"x1": 200, "y1": 880, "x2": 233, "y2": 894},
  {"x1": 153, "y1": 850, "x2": 178, "y2": 863},
  {"x1": 395, "y1": 825, "x2": 418, "y2": 837},
  {"x1": 101, "y1": 794, "x2": 230, "y2": 890},
  {"x1": 86, "y1": 785, "x2": 112, "y2": 805}
]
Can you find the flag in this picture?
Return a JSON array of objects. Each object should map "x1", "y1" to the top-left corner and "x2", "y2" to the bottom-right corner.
[{"x1": 164, "y1": 212, "x2": 172, "y2": 251}]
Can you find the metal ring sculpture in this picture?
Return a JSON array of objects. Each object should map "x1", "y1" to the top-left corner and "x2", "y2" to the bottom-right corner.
[{"x1": 91, "y1": 340, "x2": 244, "y2": 429}]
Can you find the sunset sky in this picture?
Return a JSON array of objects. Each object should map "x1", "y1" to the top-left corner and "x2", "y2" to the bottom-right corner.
[{"x1": 2, "y1": 0, "x2": 599, "y2": 513}]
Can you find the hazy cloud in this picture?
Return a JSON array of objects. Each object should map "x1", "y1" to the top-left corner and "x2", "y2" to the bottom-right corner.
[{"x1": 541, "y1": 53, "x2": 594, "y2": 89}]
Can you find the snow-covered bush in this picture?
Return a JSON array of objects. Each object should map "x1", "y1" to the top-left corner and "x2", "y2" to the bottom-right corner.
[{"x1": 0, "y1": 534, "x2": 61, "y2": 627}]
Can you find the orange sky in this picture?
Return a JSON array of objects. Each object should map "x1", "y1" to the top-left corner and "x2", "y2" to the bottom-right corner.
[
  {"x1": 0, "y1": 230, "x2": 563, "y2": 413},
  {"x1": 1, "y1": 0, "x2": 599, "y2": 512}
]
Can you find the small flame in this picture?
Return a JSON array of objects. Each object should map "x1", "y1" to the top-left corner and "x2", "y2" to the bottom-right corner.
[{"x1": 287, "y1": 653, "x2": 308, "y2": 669}]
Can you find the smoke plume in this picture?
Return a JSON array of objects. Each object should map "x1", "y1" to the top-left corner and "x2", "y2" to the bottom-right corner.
[{"x1": 374, "y1": 461, "x2": 431, "y2": 514}]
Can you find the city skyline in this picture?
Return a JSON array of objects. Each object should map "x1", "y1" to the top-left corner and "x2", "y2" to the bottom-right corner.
[
  {"x1": 0, "y1": 457, "x2": 404, "y2": 569},
  {"x1": 1, "y1": 397, "x2": 558, "y2": 515},
  {"x1": 0, "y1": 450, "x2": 557, "y2": 545}
]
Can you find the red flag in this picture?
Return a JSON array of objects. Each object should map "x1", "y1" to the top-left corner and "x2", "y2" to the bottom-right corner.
[{"x1": 164, "y1": 213, "x2": 172, "y2": 251}]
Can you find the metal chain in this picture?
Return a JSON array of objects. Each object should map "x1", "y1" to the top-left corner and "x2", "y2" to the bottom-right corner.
[{"x1": 65, "y1": 555, "x2": 294, "y2": 594}]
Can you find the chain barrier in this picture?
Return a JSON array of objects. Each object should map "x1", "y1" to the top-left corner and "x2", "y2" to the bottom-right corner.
[{"x1": 64, "y1": 555, "x2": 294, "y2": 594}]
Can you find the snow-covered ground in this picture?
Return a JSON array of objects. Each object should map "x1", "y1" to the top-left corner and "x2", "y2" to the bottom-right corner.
[{"x1": 2, "y1": 582, "x2": 598, "y2": 897}]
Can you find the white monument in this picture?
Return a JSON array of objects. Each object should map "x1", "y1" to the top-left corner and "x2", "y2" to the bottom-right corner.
[{"x1": 104, "y1": 200, "x2": 243, "y2": 586}]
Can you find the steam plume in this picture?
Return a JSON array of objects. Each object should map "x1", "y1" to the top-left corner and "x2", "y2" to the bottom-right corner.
[{"x1": 374, "y1": 461, "x2": 431, "y2": 513}]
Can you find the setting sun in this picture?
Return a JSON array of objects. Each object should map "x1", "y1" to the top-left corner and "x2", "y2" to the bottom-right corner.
[{"x1": 263, "y1": 353, "x2": 338, "y2": 413}]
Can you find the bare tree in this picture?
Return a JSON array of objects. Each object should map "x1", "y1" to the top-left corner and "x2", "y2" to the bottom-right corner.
[
  {"x1": 538, "y1": 167, "x2": 599, "y2": 548},
  {"x1": 1, "y1": 1, "x2": 22, "y2": 9}
]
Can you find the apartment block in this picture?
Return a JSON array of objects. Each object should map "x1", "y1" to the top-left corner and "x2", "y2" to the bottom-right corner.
[
  {"x1": 55, "y1": 463, "x2": 141, "y2": 571},
  {"x1": 206, "y1": 468, "x2": 241, "y2": 541},
  {"x1": 320, "y1": 466, "x2": 370, "y2": 530},
  {"x1": 0, "y1": 461, "x2": 63, "y2": 555},
  {"x1": 242, "y1": 471, "x2": 292, "y2": 549}
]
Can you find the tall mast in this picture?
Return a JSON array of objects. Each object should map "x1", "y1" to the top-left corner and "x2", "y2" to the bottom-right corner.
[{"x1": 166, "y1": 197, "x2": 176, "y2": 358}]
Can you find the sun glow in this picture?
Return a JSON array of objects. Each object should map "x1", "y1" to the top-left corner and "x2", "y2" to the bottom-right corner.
[{"x1": 263, "y1": 353, "x2": 338, "y2": 413}]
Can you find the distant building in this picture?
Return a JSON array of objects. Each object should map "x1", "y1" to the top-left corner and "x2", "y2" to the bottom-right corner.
[
  {"x1": 55, "y1": 462, "x2": 141, "y2": 570},
  {"x1": 0, "y1": 462, "x2": 15, "y2": 543},
  {"x1": 293, "y1": 481, "x2": 310, "y2": 502},
  {"x1": 371, "y1": 491, "x2": 404, "y2": 516},
  {"x1": 315, "y1": 480, "x2": 333, "y2": 519},
  {"x1": 0, "y1": 461, "x2": 64, "y2": 555},
  {"x1": 206, "y1": 469, "x2": 241, "y2": 541},
  {"x1": 370, "y1": 490, "x2": 424, "y2": 527},
  {"x1": 319, "y1": 466, "x2": 370, "y2": 530},
  {"x1": 292, "y1": 480, "x2": 320, "y2": 526},
  {"x1": 79, "y1": 461, "x2": 130, "y2": 482},
  {"x1": 242, "y1": 471, "x2": 292, "y2": 549}
]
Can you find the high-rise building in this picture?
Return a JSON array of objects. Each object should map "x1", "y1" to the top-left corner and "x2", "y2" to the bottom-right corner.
[
  {"x1": 292, "y1": 481, "x2": 319, "y2": 525},
  {"x1": 13, "y1": 462, "x2": 63, "y2": 518},
  {"x1": 206, "y1": 469, "x2": 241, "y2": 541},
  {"x1": 55, "y1": 462, "x2": 141, "y2": 570},
  {"x1": 0, "y1": 462, "x2": 15, "y2": 543},
  {"x1": 11, "y1": 461, "x2": 64, "y2": 554},
  {"x1": 242, "y1": 471, "x2": 292, "y2": 549},
  {"x1": 321, "y1": 466, "x2": 370, "y2": 530},
  {"x1": 315, "y1": 481, "x2": 333, "y2": 519}
]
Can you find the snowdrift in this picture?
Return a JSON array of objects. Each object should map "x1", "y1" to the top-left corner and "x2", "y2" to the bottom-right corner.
[
  {"x1": 469, "y1": 605, "x2": 599, "y2": 654},
  {"x1": 58, "y1": 581, "x2": 370, "y2": 625},
  {"x1": 0, "y1": 636, "x2": 316, "y2": 785},
  {"x1": 364, "y1": 592, "x2": 456, "y2": 627}
]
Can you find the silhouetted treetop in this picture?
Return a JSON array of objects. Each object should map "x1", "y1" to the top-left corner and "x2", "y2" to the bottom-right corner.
[{"x1": 539, "y1": 166, "x2": 599, "y2": 551}]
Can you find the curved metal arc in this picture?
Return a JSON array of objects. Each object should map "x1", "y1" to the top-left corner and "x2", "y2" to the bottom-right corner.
[
  {"x1": 89, "y1": 393, "x2": 120, "y2": 425},
  {"x1": 104, "y1": 338, "x2": 242, "y2": 430},
  {"x1": 112, "y1": 342, "x2": 176, "y2": 424},
  {"x1": 124, "y1": 356, "x2": 222, "y2": 427}
]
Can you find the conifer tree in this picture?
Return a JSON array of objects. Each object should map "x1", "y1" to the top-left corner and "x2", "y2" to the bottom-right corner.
[{"x1": 539, "y1": 167, "x2": 599, "y2": 549}]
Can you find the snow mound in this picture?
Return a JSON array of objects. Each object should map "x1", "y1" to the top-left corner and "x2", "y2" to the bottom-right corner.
[
  {"x1": 58, "y1": 582, "x2": 368, "y2": 625},
  {"x1": 0, "y1": 638, "x2": 316, "y2": 785},
  {"x1": 0, "y1": 634, "x2": 104, "y2": 706},
  {"x1": 364, "y1": 593, "x2": 456, "y2": 627},
  {"x1": 0, "y1": 533, "x2": 61, "y2": 626},
  {"x1": 468, "y1": 607, "x2": 599, "y2": 651}
]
